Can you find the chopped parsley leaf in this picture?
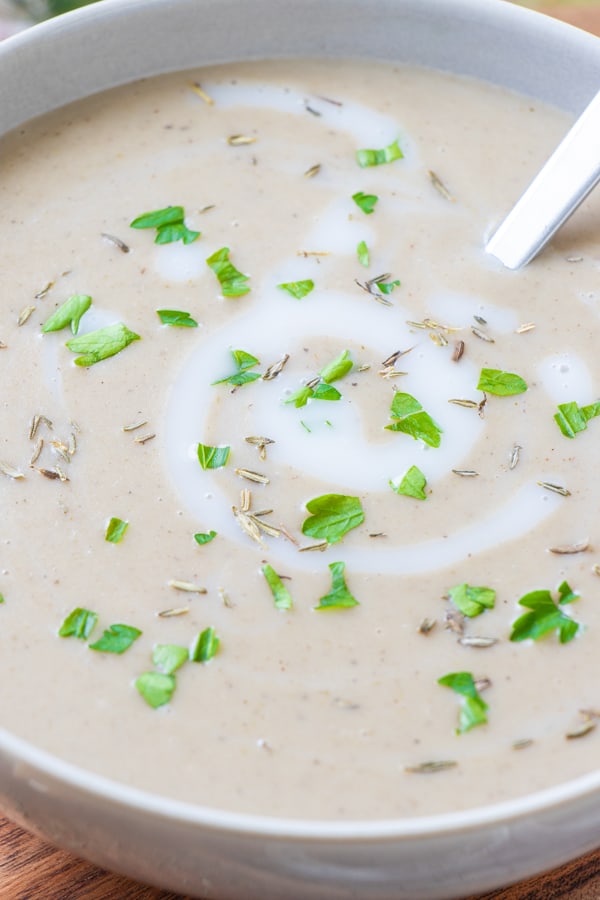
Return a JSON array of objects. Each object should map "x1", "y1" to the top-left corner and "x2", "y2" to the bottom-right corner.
[
  {"x1": 156, "y1": 309, "x2": 198, "y2": 328},
  {"x1": 190, "y1": 626, "x2": 220, "y2": 662},
  {"x1": 59, "y1": 607, "x2": 98, "y2": 640},
  {"x1": 41, "y1": 294, "x2": 92, "y2": 335},
  {"x1": 197, "y1": 443, "x2": 230, "y2": 470},
  {"x1": 66, "y1": 322, "x2": 140, "y2": 367},
  {"x1": 314, "y1": 561, "x2": 359, "y2": 610},
  {"x1": 277, "y1": 280, "x2": 315, "y2": 299},
  {"x1": 135, "y1": 671, "x2": 176, "y2": 708},
  {"x1": 194, "y1": 530, "x2": 217, "y2": 546},
  {"x1": 390, "y1": 465, "x2": 427, "y2": 500},
  {"x1": 510, "y1": 581, "x2": 581, "y2": 644},
  {"x1": 555, "y1": 400, "x2": 600, "y2": 438},
  {"x1": 212, "y1": 349, "x2": 261, "y2": 386},
  {"x1": 476, "y1": 368, "x2": 527, "y2": 396},
  {"x1": 262, "y1": 563, "x2": 293, "y2": 610},
  {"x1": 438, "y1": 671, "x2": 489, "y2": 734},
  {"x1": 448, "y1": 583, "x2": 496, "y2": 618},
  {"x1": 89, "y1": 623, "x2": 142, "y2": 654},
  {"x1": 152, "y1": 643, "x2": 189, "y2": 675},
  {"x1": 130, "y1": 206, "x2": 200, "y2": 245},
  {"x1": 357, "y1": 240, "x2": 370, "y2": 267},
  {"x1": 206, "y1": 247, "x2": 250, "y2": 297},
  {"x1": 386, "y1": 392, "x2": 442, "y2": 447},
  {"x1": 352, "y1": 191, "x2": 378, "y2": 214},
  {"x1": 356, "y1": 139, "x2": 404, "y2": 167},
  {"x1": 104, "y1": 517, "x2": 128, "y2": 544},
  {"x1": 302, "y1": 493, "x2": 364, "y2": 544}
]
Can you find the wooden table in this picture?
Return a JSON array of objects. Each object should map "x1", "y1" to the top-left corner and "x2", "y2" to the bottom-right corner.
[{"x1": 2, "y1": 3, "x2": 600, "y2": 898}]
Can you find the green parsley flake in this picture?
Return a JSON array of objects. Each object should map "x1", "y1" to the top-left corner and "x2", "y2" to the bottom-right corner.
[
  {"x1": 390, "y1": 465, "x2": 427, "y2": 500},
  {"x1": 130, "y1": 206, "x2": 200, "y2": 245},
  {"x1": 156, "y1": 309, "x2": 198, "y2": 328},
  {"x1": 438, "y1": 671, "x2": 489, "y2": 734},
  {"x1": 554, "y1": 400, "x2": 600, "y2": 438},
  {"x1": 152, "y1": 643, "x2": 189, "y2": 675},
  {"x1": 194, "y1": 530, "x2": 217, "y2": 546},
  {"x1": 197, "y1": 443, "x2": 230, "y2": 470},
  {"x1": 352, "y1": 191, "x2": 379, "y2": 214},
  {"x1": 206, "y1": 247, "x2": 250, "y2": 297},
  {"x1": 320, "y1": 349, "x2": 353, "y2": 384},
  {"x1": 262, "y1": 563, "x2": 293, "y2": 610},
  {"x1": 357, "y1": 240, "x2": 370, "y2": 267},
  {"x1": 315, "y1": 561, "x2": 359, "y2": 610},
  {"x1": 89, "y1": 623, "x2": 142, "y2": 654},
  {"x1": 386, "y1": 392, "x2": 442, "y2": 448},
  {"x1": 104, "y1": 517, "x2": 129, "y2": 544},
  {"x1": 448, "y1": 583, "x2": 496, "y2": 618},
  {"x1": 190, "y1": 626, "x2": 220, "y2": 662},
  {"x1": 277, "y1": 280, "x2": 315, "y2": 299},
  {"x1": 59, "y1": 607, "x2": 98, "y2": 640},
  {"x1": 212, "y1": 349, "x2": 261, "y2": 386},
  {"x1": 356, "y1": 139, "x2": 404, "y2": 168},
  {"x1": 476, "y1": 368, "x2": 527, "y2": 396},
  {"x1": 373, "y1": 276, "x2": 401, "y2": 295},
  {"x1": 41, "y1": 294, "x2": 92, "y2": 335},
  {"x1": 510, "y1": 581, "x2": 581, "y2": 644},
  {"x1": 135, "y1": 671, "x2": 176, "y2": 709},
  {"x1": 0, "y1": 593, "x2": 4, "y2": 604},
  {"x1": 66, "y1": 322, "x2": 140, "y2": 367},
  {"x1": 302, "y1": 493, "x2": 365, "y2": 544}
]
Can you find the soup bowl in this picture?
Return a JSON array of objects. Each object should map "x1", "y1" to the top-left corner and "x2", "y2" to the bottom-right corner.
[{"x1": 1, "y1": 1, "x2": 600, "y2": 897}]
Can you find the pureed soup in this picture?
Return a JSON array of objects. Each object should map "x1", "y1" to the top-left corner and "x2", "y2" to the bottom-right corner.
[{"x1": 1, "y1": 59, "x2": 599, "y2": 821}]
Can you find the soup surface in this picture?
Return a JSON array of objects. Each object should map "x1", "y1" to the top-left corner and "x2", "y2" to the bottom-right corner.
[{"x1": 1, "y1": 59, "x2": 600, "y2": 820}]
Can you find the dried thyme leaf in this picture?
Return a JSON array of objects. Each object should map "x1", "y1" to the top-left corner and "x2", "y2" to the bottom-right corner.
[
  {"x1": 157, "y1": 607, "x2": 190, "y2": 619},
  {"x1": 548, "y1": 539, "x2": 589, "y2": 555},
  {"x1": 428, "y1": 170, "x2": 454, "y2": 201},
  {"x1": 452, "y1": 469, "x2": 479, "y2": 478},
  {"x1": 235, "y1": 468, "x2": 270, "y2": 484},
  {"x1": 566, "y1": 720, "x2": 596, "y2": 740},
  {"x1": 471, "y1": 326, "x2": 494, "y2": 343},
  {"x1": 458, "y1": 636, "x2": 498, "y2": 648},
  {"x1": 537, "y1": 481, "x2": 570, "y2": 497},
  {"x1": 262, "y1": 355, "x2": 289, "y2": 381},
  {"x1": 168, "y1": 580, "x2": 207, "y2": 594},
  {"x1": 227, "y1": 134, "x2": 256, "y2": 145},
  {"x1": 509, "y1": 444, "x2": 522, "y2": 470},
  {"x1": 304, "y1": 163, "x2": 321, "y2": 178},
  {"x1": 405, "y1": 760, "x2": 457, "y2": 774},
  {"x1": 18, "y1": 305, "x2": 36, "y2": 326},
  {"x1": 133, "y1": 432, "x2": 156, "y2": 445},
  {"x1": 418, "y1": 618, "x2": 437, "y2": 635},
  {"x1": 101, "y1": 233, "x2": 130, "y2": 253},
  {"x1": 189, "y1": 81, "x2": 214, "y2": 105},
  {"x1": 122, "y1": 419, "x2": 148, "y2": 432},
  {"x1": 452, "y1": 340, "x2": 465, "y2": 362},
  {"x1": 0, "y1": 461, "x2": 24, "y2": 480}
]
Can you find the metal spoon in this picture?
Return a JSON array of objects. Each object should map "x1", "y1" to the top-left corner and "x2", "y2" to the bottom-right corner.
[{"x1": 486, "y1": 89, "x2": 600, "y2": 270}]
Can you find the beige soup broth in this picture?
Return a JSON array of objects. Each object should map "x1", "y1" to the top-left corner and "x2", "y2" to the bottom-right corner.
[{"x1": 1, "y1": 59, "x2": 600, "y2": 820}]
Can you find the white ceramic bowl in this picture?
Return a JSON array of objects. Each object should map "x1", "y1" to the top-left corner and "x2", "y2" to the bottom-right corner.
[{"x1": 1, "y1": 2, "x2": 600, "y2": 897}]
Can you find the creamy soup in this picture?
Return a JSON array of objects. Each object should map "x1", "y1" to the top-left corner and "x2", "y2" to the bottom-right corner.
[{"x1": 1, "y1": 59, "x2": 600, "y2": 821}]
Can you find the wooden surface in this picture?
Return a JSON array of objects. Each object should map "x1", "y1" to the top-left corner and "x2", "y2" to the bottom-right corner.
[{"x1": 2, "y1": 3, "x2": 600, "y2": 899}]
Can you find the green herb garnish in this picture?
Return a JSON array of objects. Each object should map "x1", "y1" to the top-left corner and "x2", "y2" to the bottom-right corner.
[
  {"x1": 190, "y1": 626, "x2": 220, "y2": 662},
  {"x1": 130, "y1": 206, "x2": 200, "y2": 245},
  {"x1": 352, "y1": 191, "x2": 378, "y2": 214},
  {"x1": 156, "y1": 309, "x2": 198, "y2": 328},
  {"x1": 357, "y1": 240, "x2": 370, "y2": 267},
  {"x1": 66, "y1": 322, "x2": 140, "y2": 367},
  {"x1": 315, "y1": 561, "x2": 359, "y2": 610},
  {"x1": 41, "y1": 294, "x2": 92, "y2": 335},
  {"x1": 212, "y1": 349, "x2": 261, "y2": 386},
  {"x1": 206, "y1": 247, "x2": 250, "y2": 297},
  {"x1": 262, "y1": 564, "x2": 293, "y2": 610},
  {"x1": 438, "y1": 672, "x2": 489, "y2": 734},
  {"x1": 390, "y1": 465, "x2": 427, "y2": 500},
  {"x1": 197, "y1": 443, "x2": 230, "y2": 470},
  {"x1": 476, "y1": 368, "x2": 527, "y2": 396},
  {"x1": 194, "y1": 530, "x2": 217, "y2": 546},
  {"x1": 386, "y1": 392, "x2": 442, "y2": 447},
  {"x1": 89, "y1": 623, "x2": 142, "y2": 654},
  {"x1": 104, "y1": 517, "x2": 128, "y2": 544},
  {"x1": 302, "y1": 493, "x2": 364, "y2": 544},
  {"x1": 277, "y1": 280, "x2": 314, "y2": 299},
  {"x1": 554, "y1": 400, "x2": 600, "y2": 438},
  {"x1": 373, "y1": 275, "x2": 401, "y2": 295},
  {"x1": 356, "y1": 139, "x2": 404, "y2": 168},
  {"x1": 510, "y1": 581, "x2": 581, "y2": 644},
  {"x1": 152, "y1": 644, "x2": 189, "y2": 675},
  {"x1": 135, "y1": 671, "x2": 176, "y2": 708},
  {"x1": 0, "y1": 593, "x2": 4, "y2": 604},
  {"x1": 59, "y1": 607, "x2": 98, "y2": 640},
  {"x1": 448, "y1": 583, "x2": 496, "y2": 618},
  {"x1": 319, "y1": 349, "x2": 353, "y2": 384}
]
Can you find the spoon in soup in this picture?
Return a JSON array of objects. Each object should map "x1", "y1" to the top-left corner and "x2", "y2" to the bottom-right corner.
[{"x1": 486, "y1": 89, "x2": 600, "y2": 269}]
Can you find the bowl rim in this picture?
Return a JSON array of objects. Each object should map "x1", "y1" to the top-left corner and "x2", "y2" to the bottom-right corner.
[{"x1": 2, "y1": 0, "x2": 600, "y2": 844}]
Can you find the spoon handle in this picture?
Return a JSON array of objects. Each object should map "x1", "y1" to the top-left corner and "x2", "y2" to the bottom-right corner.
[{"x1": 486, "y1": 89, "x2": 600, "y2": 270}]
